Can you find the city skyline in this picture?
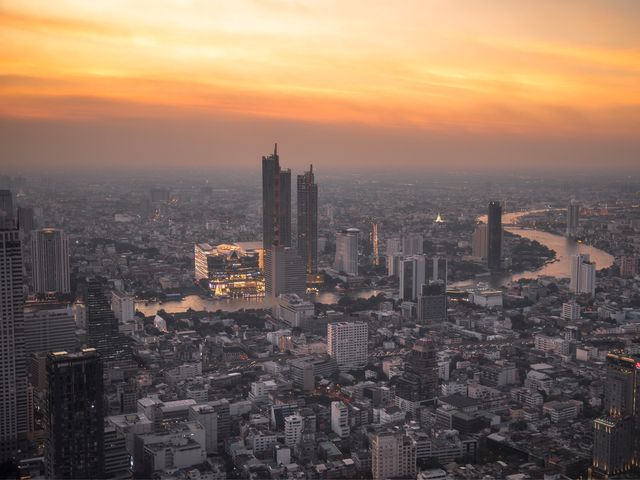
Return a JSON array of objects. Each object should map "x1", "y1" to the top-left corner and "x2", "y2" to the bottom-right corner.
[{"x1": 1, "y1": 1, "x2": 640, "y2": 172}]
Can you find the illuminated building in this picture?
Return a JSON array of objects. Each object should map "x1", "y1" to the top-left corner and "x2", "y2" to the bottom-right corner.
[
  {"x1": 371, "y1": 220, "x2": 380, "y2": 266},
  {"x1": 31, "y1": 228, "x2": 70, "y2": 295},
  {"x1": 592, "y1": 352, "x2": 640, "y2": 477},
  {"x1": 262, "y1": 143, "x2": 292, "y2": 249},
  {"x1": 566, "y1": 200, "x2": 580, "y2": 238},
  {"x1": 334, "y1": 228, "x2": 359, "y2": 276},
  {"x1": 194, "y1": 242, "x2": 263, "y2": 297},
  {"x1": 487, "y1": 201, "x2": 502, "y2": 271}
]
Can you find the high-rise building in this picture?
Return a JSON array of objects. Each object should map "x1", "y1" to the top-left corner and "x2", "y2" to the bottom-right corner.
[
  {"x1": 427, "y1": 256, "x2": 448, "y2": 286},
  {"x1": 371, "y1": 221, "x2": 380, "y2": 266},
  {"x1": 487, "y1": 201, "x2": 502, "y2": 270},
  {"x1": 297, "y1": 165, "x2": 318, "y2": 275},
  {"x1": 0, "y1": 225, "x2": 27, "y2": 462},
  {"x1": 327, "y1": 321, "x2": 368, "y2": 371},
  {"x1": 262, "y1": 144, "x2": 292, "y2": 249},
  {"x1": 561, "y1": 301, "x2": 580, "y2": 321},
  {"x1": 471, "y1": 224, "x2": 488, "y2": 260},
  {"x1": 394, "y1": 338, "x2": 439, "y2": 407},
  {"x1": 17, "y1": 206, "x2": 35, "y2": 239},
  {"x1": 334, "y1": 228, "x2": 359, "y2": 276},
  {"x1": 385, "y1": 238, "x2": 402, "y2": 274},
  {"x1": 592, "y1": 352, "x2": 640, "y2": 477},
  {"x1": 371, "y1": 430, "x2": 417, "y2": 480},
  {"x1": 264, "y1": 245, "x2": 305, "y2": 297},
  {"x1": 566, "y1": 201, "x2": 580, "y2": 238},
  {"x1": 620, "y1": 255, "x2": 640, "y2": 278},
  {"x1": 23, "y1": 303, "x2": 76, "y2": 356},
  {"x1": 402, "y1": 234, "x2": 423, "y2": 255},
  {"x1": 31, "y1": 228, "x2": 70, "y2": 295},
  {"x1": 417, "y1": 282, "x2": 447, "y2": 325},
  {"x1": 330, "y1": 401, "x2": 349, "y2": 438},
  {"x1": 0, "y1": 190, "x2": 14, "y2": 226},
  {"x1": 399, "y1": 255, "x2": 426, "y2": 302},
  {"x1": 85, "y1": 281, "x2": 129, "y2": 362},
  {"x1": 111, "y1": 289, "x2": 135, "y2": 325},
  {"x1": 44, "y1": 349, "x2": 104, "y2": 479},
  {"x1": 570, "y1": 254, "x2": 596, "y2": 297}
]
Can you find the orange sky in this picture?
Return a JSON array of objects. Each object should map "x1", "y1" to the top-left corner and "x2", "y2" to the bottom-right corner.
[{"x1": 1, "y1": 0, "x2": 639, "y2": 171}]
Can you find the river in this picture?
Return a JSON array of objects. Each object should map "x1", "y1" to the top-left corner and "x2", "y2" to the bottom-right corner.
[{"x1": 136, "y1": 209, "x2": 614, "y2": 315}]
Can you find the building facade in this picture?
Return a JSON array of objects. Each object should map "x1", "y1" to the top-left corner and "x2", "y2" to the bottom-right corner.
[
  {"x1": 487, "y1": 201, "x2": 502, "y2": 271},
  {"x1": 327, "y1": 321, "x2": 368, "y2": 371},
  {"x1": 31, "y1": 228, "x2": 70, "y2": 295},
  {"x1": 296, "y1": 165, "x2": 318, "y2": 275},
  {"x1": 334, "y1": 228, "x2": 359, "y2": 276}
]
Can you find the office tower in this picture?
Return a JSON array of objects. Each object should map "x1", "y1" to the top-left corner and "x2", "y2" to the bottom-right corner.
[
  {"x1": 85, "y1": 280, "x2": 128, "y2": 361},
  {"x1": 327, "y1": 321, "x2": 368, "y2": 371},
  {"x1": 111, "y1": 290, "x2": 135, "y2": 325},
  {"x1": 371, "y1": 431, "x2": 417, "y2": 480},
  {"x1": 487, "y1": 201, "x2": 502, "y2": 270},
  {"x1": 17, "y1": 206, "x2": 35, "y2": 239},
  {"x1": 570, "y1": 254, "x2": 596, "y2": 297},
  {"x1": 264, "y1": 245, "x2": 305, "y2": 297},
  {"x1": 334, "y1": 228, "x2": 359, "y2": 276},
  {"x1": 417, "y1": 282, "x2": 447, "y2": 325},
  {"x1": 31, "y1": 228, "x2": 70, "y2": 295},
  {"x1": 189, "y1": 404, "x2": 218, "y2": 454},
  {"x1": 209, "y1": 398, "x2": 231, "y2": 444},
  {"x1": 296, "y1": 165, "x2": 318, "y2": 274},
  {"x1": 402, "y1": 233, "x2": 423, "y2": 255},
  {"x1": 262, "y1": 144, "x2": 292, "y2": 249},
  {"x1": 23, "y1": 303, "x2": 76, "y2": 355},
  {"x1": 566, "y1": 201, "x2": 580, "y2": 238},
  {"x1": 0, "y1": 190, "x2": 14, "y2": 226},
  {"x1": 44, "y1": 349, "x2": 104, "y2": 479},
  {"x1": 472, "y1": 224, "x2": 488, "y2": 260},
  {"x1": 561, "y1": 301, "x2": 580, "y2": 321},
  {"x1": 592, "y1": 352, "x2": 640, "y2": 477},
  {"x1": 385, "y1": 238, "x2": 402, "y2": 274},
  {"x1": 330, "y1": 401, "x2": 349, "y2": 438},
  {"x1": 0, "y1": 225, "x2": 27, "y2": 462},
  {"x1": 429, "y1": 256, "x2": 449, "y2": 289},
  {"x1": 399, "y1": 255, "x2": 426, "y2": 302},
  {"x1": 103, "y1": 427, "x2": 130, "y2": 479},
  {"x1": 284, "y1": 414, "x2": 303, "y2": 447}
]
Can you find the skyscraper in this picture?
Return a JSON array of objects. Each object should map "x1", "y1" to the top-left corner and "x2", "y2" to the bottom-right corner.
[
  {"x1": 262, "y1": 144, "x2": 292, "y2": 249},
  {"x1": 566, "y1": 201, "x2": 580, "y2": 238},
  {"x1": 85, "y1": 280, "x2": 129, "y2": 362},
  {"x1": 45, "y1": 349, "x2": 104, "y2": 479},
  {"x1": 471, "y1": 224, "x2": 488, "y2": 260},
  {"x1": 17, "y1": 206, "x2": 35, "y2": 240},
  {"x1": 296, "y1": 165, "x2": 318, "y2": 274},
  {"x1": 399, "y1": 255, "x2": 426, "y2": 302},
  {"x1": 393, "y1": 338, "x2": 439, "y2": 408},
  {"x1": 592, "y1": 352, "x2": 640, "y2": 477},
  {"x1": 0, "y1": 189, "x2": 14, "y2": 226},
  {"x1": 402, "y1": 233, "x2": 423, "y2": 255},
  {"x1": 427, "y1": 255, "x2": 448, "y2": 286},
  {"x1": 334, "y1": 228, "x2": 359, "y2": 276},
  {"x1": 31, "y1": 228, "x2": 71, "y2": 295},
  {"x1": 487, "y1": 201, "x2": 502, "y2": 270},
  {"x1": 570, "y1": 253, "x2": 596, "y2": 297},
  {"x1": 0, "y1": 224, "x2": 27, "y2": 462},
  {"x1": 264, "y1": 245, "x2": 306, "y2": 297},
  {"x1": 371, "y1": 430, "x2": 417, "y2": 480}
]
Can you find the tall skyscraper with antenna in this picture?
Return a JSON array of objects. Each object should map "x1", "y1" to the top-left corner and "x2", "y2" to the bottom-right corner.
[
  {"x1": 297, "y1": 165, "x2": 318, "y2": 274},
  {"x1": 262, "y1": 144, "x2": 292, "y2": 249}
]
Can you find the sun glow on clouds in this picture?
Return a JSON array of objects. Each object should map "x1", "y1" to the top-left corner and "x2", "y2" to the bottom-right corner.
[{"x1": 1, "y1": 0, "x2": 640, "y2": 137}]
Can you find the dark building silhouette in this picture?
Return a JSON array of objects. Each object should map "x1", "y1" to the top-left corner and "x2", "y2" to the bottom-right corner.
[
  {"x1": 417, "y1": 282, "x2": 447, "y2": 325},
  {"x1": 31, "y1": 228, "x2": 70, "y2": 295},
  {"x1": 393, "y1": 338, "x2": 439, "y2": 409},
  {"x1": 85, "y1": 281, "x2": 129, "y2": 362},
  {"x1": 297, "y1": 165, "x2": 318, "y2": 274},
  {"x1": 487, "y1": 201, "x2": 502, "y2": 271},
  {"x1": 262, "y1": 144, "x2": 292, "y2": 249},
  {"x1": 592, "y1": 352, "x2": 640, "y2": 477},
  {"x1": 44, "y1": 349, "x2": 104, "y2": 479},
  {"x1": 0, "y1": 190, "x2": 14, "y2": 228},
  {"x1": 0, "y1": 223, "x2": 27, "y2": 462},
  {"x1": 17, "y1": 206, "x2": 35, "y2": 240}
]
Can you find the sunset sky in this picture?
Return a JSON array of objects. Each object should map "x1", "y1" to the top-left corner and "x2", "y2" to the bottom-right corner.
[{"x1": 1, "y1": 0, "x2": 639, "y2": 172}]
